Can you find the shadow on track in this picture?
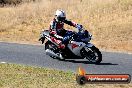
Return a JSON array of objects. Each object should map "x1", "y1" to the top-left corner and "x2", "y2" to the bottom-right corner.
[{"x1": 61, "y1": 59, "x2": 118, "y2": 65}]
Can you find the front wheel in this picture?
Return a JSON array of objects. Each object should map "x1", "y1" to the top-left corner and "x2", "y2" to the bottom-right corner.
[{"x1": 81, "y1": 46, "x2": 102, "y2": 64}]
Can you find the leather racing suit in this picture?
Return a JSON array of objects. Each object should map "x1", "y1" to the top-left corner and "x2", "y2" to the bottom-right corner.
[{"x1": 49, "y1": 18, "x2": 81, "y2": 49}]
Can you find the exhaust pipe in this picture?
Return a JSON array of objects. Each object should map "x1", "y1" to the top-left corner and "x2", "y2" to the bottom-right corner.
[{"x1": 45, "y1": 49, "x2": 64, "y2": 60}]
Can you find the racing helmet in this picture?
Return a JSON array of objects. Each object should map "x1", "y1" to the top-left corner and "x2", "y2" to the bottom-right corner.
[{"x1": 55, "y1": 10, "x2": 66, "y2": 22}]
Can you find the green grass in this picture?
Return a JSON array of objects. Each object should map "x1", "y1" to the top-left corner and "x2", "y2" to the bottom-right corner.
[
  {"x1": 0, "y1": 63, "x2": 132, "y2": 88},
  {"x1": 0, "y1": 63, "x2": 75, "y2": 88}
]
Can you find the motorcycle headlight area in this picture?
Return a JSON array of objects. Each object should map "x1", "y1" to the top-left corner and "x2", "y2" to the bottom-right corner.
[
  {"x1": 75, "y1": 33, "x2": 91, "y2": 42},
  {"x1": 81, "y1": 38, "x2": 90, "y2": 42}
]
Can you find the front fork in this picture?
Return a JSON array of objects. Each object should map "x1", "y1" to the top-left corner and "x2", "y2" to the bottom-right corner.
[{"x1": 80, "y1": 43, "x2": 94, "y2": 58}]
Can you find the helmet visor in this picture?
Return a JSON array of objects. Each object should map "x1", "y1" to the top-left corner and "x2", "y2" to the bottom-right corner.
[{"x1": 57, "y1": 17, "x2": 66, "y2": 22}]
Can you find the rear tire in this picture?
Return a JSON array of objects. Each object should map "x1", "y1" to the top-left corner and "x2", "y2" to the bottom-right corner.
[
  {"x1": 45, "y1": 41, "x2": 52, "y2": 50},
  {"x1": 45, "y1": 41, "x2": 65, "y2": 60},
  {"x1": 45, "y1": 41, "x2": 57, "y2": 59}
]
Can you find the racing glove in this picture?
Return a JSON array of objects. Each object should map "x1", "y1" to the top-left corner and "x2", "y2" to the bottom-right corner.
[{"x1": 76, "y1": 24, "x2": 83, "y2": 32}]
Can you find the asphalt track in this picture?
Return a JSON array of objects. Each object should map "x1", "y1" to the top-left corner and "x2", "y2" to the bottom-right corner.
[{"x1": 0, "y1": 42, "x2": 132, "y2": 76}]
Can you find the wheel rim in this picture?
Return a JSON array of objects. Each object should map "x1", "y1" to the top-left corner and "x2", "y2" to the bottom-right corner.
[{"x1": 84, "y1": 48, "x2": 99, "y2": 63}]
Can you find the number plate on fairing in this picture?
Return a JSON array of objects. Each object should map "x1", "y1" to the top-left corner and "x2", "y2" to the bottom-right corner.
[{"x1": 68, "y1": 41, "x2": 86, "y2": 56}]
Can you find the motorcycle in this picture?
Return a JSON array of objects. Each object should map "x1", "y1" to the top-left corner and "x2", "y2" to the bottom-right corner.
[{"x1": 39, "y1": 29, "x2": 102, "y2": 64}]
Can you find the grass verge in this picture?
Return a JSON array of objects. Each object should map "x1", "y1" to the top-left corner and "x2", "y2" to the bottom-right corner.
[{"x1": 0, "y1": 63, "x2": 132, "y2": 88}]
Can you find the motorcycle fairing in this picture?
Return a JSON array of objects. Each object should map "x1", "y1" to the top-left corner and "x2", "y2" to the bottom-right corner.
[
  {"x1": 85, "y1": 43, "x2": 94, "y2": 48},
  {"x1": 68, "y1": 41, "x2": 86, "y2": 56}
]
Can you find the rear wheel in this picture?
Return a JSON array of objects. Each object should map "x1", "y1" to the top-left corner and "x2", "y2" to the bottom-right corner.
[
  {"x1": 45, "y1": 41, "x2": 58, "y2": 52},
  {"x1": 45, "y1": 41, "x2": 65, "y2": 60},
  {"x1": 45, "y1": 41, "x2": 52, "y2": 50},
  {"x1": 45, "y1": 41, "x2": 58, "y2": 59},
  {"x1": 82, "y1": 46, "x2": 102, "y2": 64}
]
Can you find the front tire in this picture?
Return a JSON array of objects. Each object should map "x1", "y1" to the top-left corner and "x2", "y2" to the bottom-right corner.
[{"x1": 82, "y1": 46, "x2": 102, "y2": 64}]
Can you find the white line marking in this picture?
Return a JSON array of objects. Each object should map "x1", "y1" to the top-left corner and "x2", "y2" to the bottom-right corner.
[{"x1": 1, "y1": 62, "x2": 7, "y2": 63}]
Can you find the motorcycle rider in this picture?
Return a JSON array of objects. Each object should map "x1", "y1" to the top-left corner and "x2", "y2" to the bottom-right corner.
[{"x1": 49, "y1": 9, "x2": 83, "y2": 49}]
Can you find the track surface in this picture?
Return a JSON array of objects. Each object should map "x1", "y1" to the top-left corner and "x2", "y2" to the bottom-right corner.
[{"x1": 0, "y1": 42, "x2": 132, "y2": 76}]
